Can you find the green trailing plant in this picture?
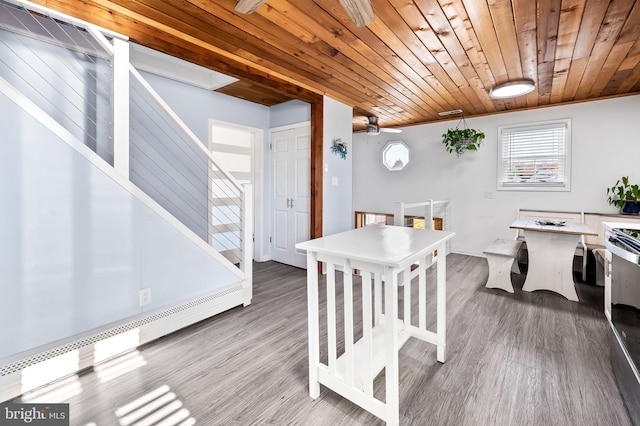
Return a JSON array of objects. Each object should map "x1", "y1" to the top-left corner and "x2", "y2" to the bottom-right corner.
[
  {"x1": 441, "y1": 115, "x2": 485, "y2": 157},
  {"x1": 607, "y1": 176, "x2": 640, "y2": 213}
]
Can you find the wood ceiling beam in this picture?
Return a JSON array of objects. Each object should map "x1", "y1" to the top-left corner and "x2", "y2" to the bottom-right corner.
[{"x1": 33, "y1": 0, "x2": 320, "y2": 103}]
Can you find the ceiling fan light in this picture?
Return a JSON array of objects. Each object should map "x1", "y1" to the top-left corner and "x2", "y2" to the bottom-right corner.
[
  {"x1": 365, "y1": 115, "x2": 402, "y2": 135},
  {"x1": 489, "y1": 80, "x2": 535, "y2": 99}
]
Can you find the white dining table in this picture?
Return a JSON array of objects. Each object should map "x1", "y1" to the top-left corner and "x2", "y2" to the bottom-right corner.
[
  {"x1": 510, "y1": 219, "x2": 597, "y2": 301},
  {"x1": 296, "y1": 225, "x2": 455, "y2": 425}
]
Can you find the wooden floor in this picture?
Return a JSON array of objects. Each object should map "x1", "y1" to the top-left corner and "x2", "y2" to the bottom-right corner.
[{"x1": 17, "y1": 254, "x2": 632, "y2": 425}]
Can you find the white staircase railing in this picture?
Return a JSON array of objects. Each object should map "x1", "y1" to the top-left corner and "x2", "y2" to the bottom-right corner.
[
  {"x1": 394, "y1": 199, "x2": 451, "y2": 256},
  {"x1": 0, "y1": 0, "x2": 252, "y2": 290}
]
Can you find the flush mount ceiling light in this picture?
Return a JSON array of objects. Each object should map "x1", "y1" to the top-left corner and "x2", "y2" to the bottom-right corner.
[{"x1": 489, "y1": 80, "x2": 535, "y2": 99}]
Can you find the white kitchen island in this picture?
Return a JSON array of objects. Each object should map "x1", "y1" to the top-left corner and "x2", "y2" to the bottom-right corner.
[{"x1": 296, "y1": 225, "x2": 455, "y2": 425}]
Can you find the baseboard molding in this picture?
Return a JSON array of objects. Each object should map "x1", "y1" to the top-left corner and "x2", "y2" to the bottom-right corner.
[{"x1": 0, "y1": 283, "x2": 245, "y2": 402}]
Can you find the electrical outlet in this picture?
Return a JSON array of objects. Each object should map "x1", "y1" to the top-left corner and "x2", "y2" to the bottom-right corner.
[{"x1": 139, "y1": 288, "x2": 151, "y2": 306}]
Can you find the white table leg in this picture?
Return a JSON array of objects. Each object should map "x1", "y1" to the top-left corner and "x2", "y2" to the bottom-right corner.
[
  {"x1": 306, "y1": 252, "x2": 320, "y2": 398},
  {"x1": 385, "y1": 266, "x2": 400, "y2": 425},
  {"x1": 522, "y1": 230, "x2": 579, "y2": 301},
  {"x1": 436, "y1": 242, "x2": 447, "y2": 363}
]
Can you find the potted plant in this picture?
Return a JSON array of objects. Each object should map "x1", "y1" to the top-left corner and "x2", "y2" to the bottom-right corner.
[
  {"x1": 607, "y1": 176, "x2": 640, "y2": 215},
  {"x1": 441, "y1": 114, "x2": 485, "y2": 157}
]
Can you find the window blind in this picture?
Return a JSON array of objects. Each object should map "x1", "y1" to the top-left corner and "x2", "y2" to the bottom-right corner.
[{"x1": 499, "y1": 121, "x2": 569, "y2": 188}]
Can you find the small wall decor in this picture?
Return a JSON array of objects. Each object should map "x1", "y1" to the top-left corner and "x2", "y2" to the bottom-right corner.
[{"x1": 331, "y1": 138, "x2": 348, "y2": 160}]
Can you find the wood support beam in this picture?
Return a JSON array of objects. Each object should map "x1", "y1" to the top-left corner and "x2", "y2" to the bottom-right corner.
[{"x1": 310, "y1": 96, "x2": 324, "y2": 240}]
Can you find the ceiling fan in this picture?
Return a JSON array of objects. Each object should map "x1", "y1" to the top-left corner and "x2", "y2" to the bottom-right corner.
[
  {"x1": 366, "y1": 116, "x2": 402, "y2": 135},
  {"x1": 235, "y1": 0, "x2": 375, "y2": 27}
]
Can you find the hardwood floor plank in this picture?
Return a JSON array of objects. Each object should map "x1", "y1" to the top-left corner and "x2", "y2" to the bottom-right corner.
[{"x1": 14, "y1": 255, "x2": 631, "y2": 425}]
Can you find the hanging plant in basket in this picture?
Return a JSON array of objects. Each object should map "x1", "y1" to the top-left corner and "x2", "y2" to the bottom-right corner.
[{"x1": 441, "y1": 114, "x2": 485, "y2": 157}]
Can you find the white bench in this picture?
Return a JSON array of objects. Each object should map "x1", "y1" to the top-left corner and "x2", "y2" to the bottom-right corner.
[{"x1": 484, "y1": 239, "x2": 522, "y2": 293}]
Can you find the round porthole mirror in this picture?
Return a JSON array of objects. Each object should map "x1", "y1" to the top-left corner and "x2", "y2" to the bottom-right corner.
[{"x1": 382, "y1": 140, "x2": 410, "y2": 171}]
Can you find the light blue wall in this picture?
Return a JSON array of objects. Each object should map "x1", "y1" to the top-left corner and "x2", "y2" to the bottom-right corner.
[
  {"x1": 270, "y1": 100, "x2": 310, "y2": 128},
  {"x1": 141, "y1": 72, "x2": 271, "y2": 139},
  {"x1": 323, "y1": 96, "x2": 353, "y2": 236},
  {"x1": 0, "y1": 91, "x2": 240, "y2": 360}
]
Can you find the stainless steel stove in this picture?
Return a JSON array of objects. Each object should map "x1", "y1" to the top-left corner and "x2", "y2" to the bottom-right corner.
[{"x1": 605, "y1": 223, "x2": 640, "y2": 425}]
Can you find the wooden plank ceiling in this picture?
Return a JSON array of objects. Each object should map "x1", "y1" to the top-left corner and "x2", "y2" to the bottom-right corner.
[{"x1": 33, "y1": 0, "x2": 640, "y2": 131}]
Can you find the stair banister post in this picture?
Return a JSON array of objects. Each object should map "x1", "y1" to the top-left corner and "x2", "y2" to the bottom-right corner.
[
  {"x1": 241, "y1": 183, "x2": 253, "y2": 306},
  {"x1": 393, "y1": 201, "x2": 404, "y2": 226},
  {"x1": 112, "y1": 37, "x2": 129, "y2": 179}
]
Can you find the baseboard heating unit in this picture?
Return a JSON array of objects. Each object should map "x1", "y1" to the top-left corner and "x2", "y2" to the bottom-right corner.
[{"x1": 0, "y1": 283, "x2": 244, "y2": 402}]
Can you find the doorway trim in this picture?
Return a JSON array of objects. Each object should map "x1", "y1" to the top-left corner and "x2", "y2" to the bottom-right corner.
[{"x1": 208, "y1": 118, "x2": 265, "y2": 262}]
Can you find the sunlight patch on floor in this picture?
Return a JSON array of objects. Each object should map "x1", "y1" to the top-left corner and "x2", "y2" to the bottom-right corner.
[
  {"x1": 115, "y1": 385, "x2": 195, "y2": 426},
  {"x1": 95, "y1": 350, "x2": 147, "y2": 383},
  {"x1": 21, "y1": 350, "x2": 80, "y2": 394},
  {"x1": 21, "y1": 374, "x2": 82, "y2": 403}
]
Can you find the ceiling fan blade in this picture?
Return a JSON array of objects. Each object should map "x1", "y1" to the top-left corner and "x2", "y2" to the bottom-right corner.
[
  {"x1": 235, "y1": 0, "x2": 268, "y2": 14},
  {"x1": 338, "y1": 0, "x2": 375, "y2": 27},
  {"x1": 380, "y1": 128, "x2": 402, "y2": 133}
]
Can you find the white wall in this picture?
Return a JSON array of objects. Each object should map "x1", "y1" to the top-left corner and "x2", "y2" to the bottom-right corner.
[
  {"x1": 323, "y1": 96, "x2": 354, "y2": 236},
  {"x1": 353, "y1": 95, "x2": 640, "y2": 256}
]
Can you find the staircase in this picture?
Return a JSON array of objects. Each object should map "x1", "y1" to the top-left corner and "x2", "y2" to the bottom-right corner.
[{"x1": 0, "y1": 0, "x2": 252, "y2": 401}]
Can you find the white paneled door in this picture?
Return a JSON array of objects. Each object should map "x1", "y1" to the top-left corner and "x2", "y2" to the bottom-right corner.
[{"x1": 271, "y1": 124, "x2": 310, "y2": 268}]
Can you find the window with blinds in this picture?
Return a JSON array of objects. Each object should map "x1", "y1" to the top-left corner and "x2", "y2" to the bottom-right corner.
[{"x1": 497, "y1": 119, "x2": 571, "y2": 191}]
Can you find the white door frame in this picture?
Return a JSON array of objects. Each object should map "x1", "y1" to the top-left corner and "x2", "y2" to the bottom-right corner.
[{"x1": 208, "y1": 118, "x2": 265, "y2": 262}]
